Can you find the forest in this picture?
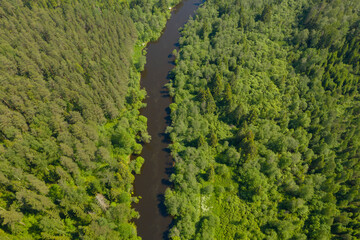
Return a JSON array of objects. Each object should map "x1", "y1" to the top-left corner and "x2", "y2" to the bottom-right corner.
[
  {"x1": 165, "y1": 0, "x2": 360, "y2": 239},
  {"x1": 1, "y1": 0, "x2": 360, "y2": 239},
  {"x1": 0, "y1": 0, "x2": 180, "y2": 239}
]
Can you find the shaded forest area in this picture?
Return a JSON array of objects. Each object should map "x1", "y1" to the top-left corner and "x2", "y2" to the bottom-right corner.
[
  {"x1": 0, "y1": 0, "x2": 180, "y2": 239},
  {"x1": 165, "y1": 0, "x2": 360, "y2": 239}
]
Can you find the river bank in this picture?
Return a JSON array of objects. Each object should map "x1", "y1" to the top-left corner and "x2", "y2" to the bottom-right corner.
[{"x1": 133, "y1": 1, "x2": 203, "y2": 239}]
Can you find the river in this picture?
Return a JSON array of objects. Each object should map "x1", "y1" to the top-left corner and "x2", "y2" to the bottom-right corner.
[{"x1": 133, "y1": 0, "x2": 203, "y2": 239}]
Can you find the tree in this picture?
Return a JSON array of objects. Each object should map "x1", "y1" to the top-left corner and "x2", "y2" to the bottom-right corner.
[{"x1": 260, "y1": 5, "x2": 272, "y2": 23}]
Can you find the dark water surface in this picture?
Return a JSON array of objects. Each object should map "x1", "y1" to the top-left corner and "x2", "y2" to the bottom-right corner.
[{"x1": 133, "y1": 0, "x2": 202, "y2": 239}]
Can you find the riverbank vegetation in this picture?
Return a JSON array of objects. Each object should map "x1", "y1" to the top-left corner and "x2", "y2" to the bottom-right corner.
[
  {"x1": 166, "y1": 0, "x2": 360, "y2": 239},
  {"x1": 0, "y1": 0, "x2": 180, "y2": 239}
]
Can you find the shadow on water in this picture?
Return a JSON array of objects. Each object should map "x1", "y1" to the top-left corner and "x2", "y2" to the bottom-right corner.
[
  {"x1": 157, "y1": 194, "x2": 169, "y2": 217},
  {"x1": 164, "y1": 110, "x2": 172, "y2": 126},
  {"x1": 161, "y1": 92, "x2": 171, "y2": 98},
  {"x1": 133, "y1": 1, "x2": 203, "y2": 239}
]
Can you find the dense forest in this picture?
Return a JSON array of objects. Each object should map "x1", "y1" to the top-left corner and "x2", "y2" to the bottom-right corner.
[
  {"x1": 165, "y1": 0, "x2": 360, "y2": 239},
  {"x1": 0, "y1": 0, "x2": 180, "y2": 239},
  {"x1": 2, "y1": 0, "x2": 360, "y2": 239}
]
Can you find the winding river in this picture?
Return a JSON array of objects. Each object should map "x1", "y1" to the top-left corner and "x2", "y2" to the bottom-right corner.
[{"x1": 133, "y1": 1, "x2": 202, "y2": 239}]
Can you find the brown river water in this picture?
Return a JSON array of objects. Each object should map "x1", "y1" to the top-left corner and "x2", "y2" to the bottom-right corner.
[{"x1": 133, "y1": 0, "x2": 203, "y2": 239}]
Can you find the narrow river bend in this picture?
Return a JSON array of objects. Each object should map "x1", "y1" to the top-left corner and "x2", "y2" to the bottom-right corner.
[{"x1": 133, "y1": 0, "x2": 202, "y2": 239}]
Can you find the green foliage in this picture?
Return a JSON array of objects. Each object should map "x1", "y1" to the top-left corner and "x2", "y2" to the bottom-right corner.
[
  {"x1": 130, "y1": 157, "x2": 144, "y2": 174},
  {"x1": 165, "y1": 0, "x2": 360, "y2": 239},
  {"x1": 0, "y1": 0, "x2": 181, "y2": 238}
]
